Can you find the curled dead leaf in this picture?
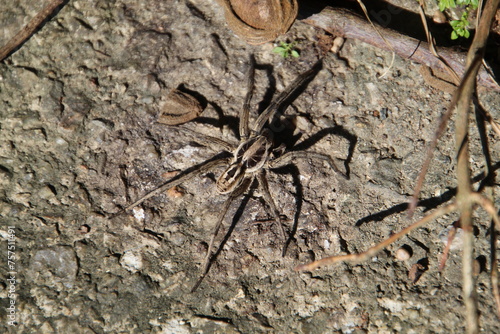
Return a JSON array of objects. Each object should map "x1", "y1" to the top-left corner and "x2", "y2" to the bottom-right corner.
[
  {"x1": 158, "y1": 89, "x2": 204, "y2": 125},
  {"x1": 215, "y1": 0, "x2": 298, "y2": 45},
  {"x1": 167, "y1": 186, "x2": 184, "y2": 198}
]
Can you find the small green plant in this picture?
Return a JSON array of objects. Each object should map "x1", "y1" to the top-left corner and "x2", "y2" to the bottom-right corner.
[
  {"x1": 450, "y1": 11, "x2": 471, "y2": 39},
  {"x1": 272, "y1": 41, "x2": 299, "y2": 58},
  {"x1": 437, "y1": 0, "x2": 479, "y2": 39}
]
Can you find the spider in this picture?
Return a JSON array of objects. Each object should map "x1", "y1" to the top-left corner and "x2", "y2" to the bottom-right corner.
[{"x1": 118, "y1": 56, "x2": 347, "y2": 291}]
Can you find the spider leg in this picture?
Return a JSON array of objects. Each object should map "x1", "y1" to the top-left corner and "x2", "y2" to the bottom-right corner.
[
  {"x1": 239, "y1": 55, "x2": 255, "y2": 141},
  {"x1": 114, "y1": 157, "x2": 230, "y2": 216},
  {"x1": 256, "y1": 170, "x2": 289, "y2": 256},
  {"x1": 165, "y1": 125, "x2": 236, "y2": 152},
  {"x1": 253, "y1": 59, "x2": 322, "y2": 134},
  {"x1": 268, "y1": 151, "x2": 348, "y2": 179},
  {"x1": 191, "y1": 176, "x2": 253, "y2": 292}
]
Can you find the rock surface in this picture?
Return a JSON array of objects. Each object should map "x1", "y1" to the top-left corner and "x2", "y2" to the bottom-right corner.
[{"x1": 1, "y1": 0, "x2": 499, "y2": 333}]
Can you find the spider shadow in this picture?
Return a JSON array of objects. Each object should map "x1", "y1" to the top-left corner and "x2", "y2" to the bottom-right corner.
[
  {"x1": 173, "y1": 84, "x2": 238, "y2": 132},
  {"x1": 254, "y1": 63, "x2": 277, "y2": 117},
  {"x1": 191, "y1": 102, "x2": 240, "y2": 138},
  {"x1": 293, "y1": 126, "x2": 358, "y2": 178},
  {"x1": 270, "y1": 164, "x2": 303, "y2": 254},
  {"x1": 269, "y1": 126, "x2": 356, "y2": 252},
  {"x1": 188, "y1": 63, "x2": 280, "y2": 140},
  {"x1": 198, "y1": 186, "x2": 255, "y2": 290},
  {"x1": 173, "y1": 84, "x2": 242, "y2": 136}
]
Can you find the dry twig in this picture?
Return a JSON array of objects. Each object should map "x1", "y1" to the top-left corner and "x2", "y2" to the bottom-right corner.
[
  {"x1": 453, "y1": 0, "x2": 500, "y2": 329},
  {"x1": 0, "y1": 0, "x2": 65, "y2": 62},
  {"x1": 409, "y1": 0, "x2": 500, "y2": 217},
  {"x1": 295, "y1": 203, "x2": 457, "y2": 271}
]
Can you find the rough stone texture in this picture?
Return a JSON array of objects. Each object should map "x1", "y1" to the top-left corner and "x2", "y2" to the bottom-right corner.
[{"x1": 1, "y1": 0, "x2": 499, "y2": 333}]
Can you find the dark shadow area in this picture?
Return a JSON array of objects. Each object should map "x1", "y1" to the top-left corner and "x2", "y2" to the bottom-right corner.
[
  {"x1": 176, "y1": 83, "x2": 208, "y2": 110},
  {"x1": 253, "y1": 60, "x2": 324, "y2": 151},
  {"x1": 174, "y1": 86, "x2": 233, "y2": 132},
  {"x1": 193, "y1": 113, "x2": 240, "y2": 138},
  {"x1": 251, "y1": 64, "x2": 276, "y2": 115},
  {"x1": 475, "y1": 102, "x2": 496, "y2": 193},
  {"x1": 270, "y1": 61, "x2": 324, "y2": 132},
  {"x1": 255, "y1": 63, "x2": 278, "y2": 117}
]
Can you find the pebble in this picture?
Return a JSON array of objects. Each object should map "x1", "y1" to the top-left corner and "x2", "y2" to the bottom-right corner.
[{"x1": 395, "y1": 245, "x2": 412, "y2": 261}]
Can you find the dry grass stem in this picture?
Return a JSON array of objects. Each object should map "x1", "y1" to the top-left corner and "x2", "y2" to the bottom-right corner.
[
  {"x1": 295, "y1": 202, "x2": 457, "y2": 272},
  {"x1": 355, "y1": 0, "x2": 395, "y2": 78}
]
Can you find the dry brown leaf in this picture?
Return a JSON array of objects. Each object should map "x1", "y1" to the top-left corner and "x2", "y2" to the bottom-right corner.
[
  {"x1": 158, "y1": 89, "x2": 204, "y2": 125},
  {"x1": 215, "y1": 0, "x2": 298, "y2": 45}
]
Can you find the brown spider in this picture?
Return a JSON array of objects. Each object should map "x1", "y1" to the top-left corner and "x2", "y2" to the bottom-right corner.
[{"x1": 118, "y1": 56, "x2": 347, "y2": 291}]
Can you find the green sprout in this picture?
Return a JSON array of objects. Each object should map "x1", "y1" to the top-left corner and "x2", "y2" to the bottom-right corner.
[
  {"x1": 436, "y1": 0, "x2": 478, "y2": 39},
  {"x1": 272, "y1": 41, "x2": 300, "y2": 58},
  {"x1": 450, "y1": 11, "x2": 471, "y2": 39}
]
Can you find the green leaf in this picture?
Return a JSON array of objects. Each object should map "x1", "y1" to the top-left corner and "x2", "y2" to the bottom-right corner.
[
  {"x1": 272, "y1": 41, "x2": 300, "y2": 58},
  {"x1": 439, "y1": 0, "x2": 456, "y2": 11}
]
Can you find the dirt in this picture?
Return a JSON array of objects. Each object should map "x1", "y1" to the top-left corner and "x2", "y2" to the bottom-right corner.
[{"x1": 1, "y1": 0, "x2": 500, "y2": 333}]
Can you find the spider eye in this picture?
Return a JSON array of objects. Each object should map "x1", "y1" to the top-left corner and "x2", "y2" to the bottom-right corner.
[{"x1": 216, "y1": 163, "x2": 245, "y2": 194}]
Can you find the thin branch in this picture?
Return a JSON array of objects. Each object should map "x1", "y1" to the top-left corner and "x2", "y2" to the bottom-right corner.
[
  {"x1": 295, "y1": 202, "x2": 457, "y2": 272},
  {"x1": 491, "y1": 221, "x2": 500, "y2": 318},
  {"x1": 454, "y1": 0, "x2": 500, "y2": 331},
  {"x1": 408, "y1": 50, "x2": 483, "y2": 217},
  {"x1": 0, "y1": 0, "x2": 65, "y2": 61}
]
